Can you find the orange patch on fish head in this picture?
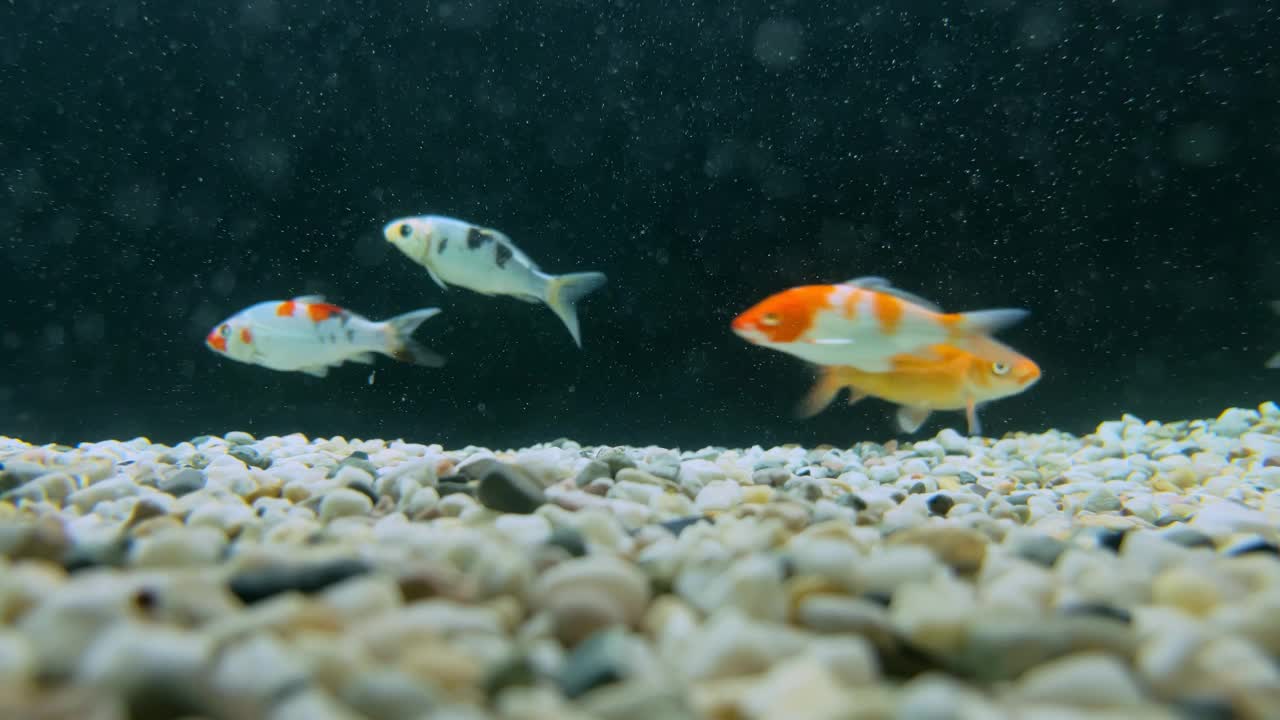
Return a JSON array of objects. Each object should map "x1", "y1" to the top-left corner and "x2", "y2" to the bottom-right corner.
[
  {"x1": 306, "y1": 302, "x2": 344, "y2": 322},
  {"x1": 239, "y1": 327, "x2": 253, "y2": 345},
  {"x1": 206, "y1": 324, "x2": 230, "y2": 353},
  {"x1": 276, "y1": 301, "x2": 297, "y2": 317},
  {"x1": 731, "y1": 286, "x2": 824, "y2": 343}
]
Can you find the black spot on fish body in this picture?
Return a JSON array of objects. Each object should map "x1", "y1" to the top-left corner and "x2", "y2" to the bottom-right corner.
[
  {"x1": 466, "y1": 227, "x2": 493, "y2": 249},
  {"x1": 345, "y1": 328, "x2": 355, "y2": 342},
  {"x1": 438, "y1": 235, "x2": 448, "y2": 253},
  {"x1": 495, "y1": 241, "x2": 513, "y2": 268}
]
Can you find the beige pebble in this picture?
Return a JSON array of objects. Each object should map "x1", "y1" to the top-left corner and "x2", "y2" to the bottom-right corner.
[
  {"x1": 319, "y1": 488, "x2": 374, "y2": 522},
  {"x1": 1011, "y1": 652, "x2": 1146, "y2": 707}
]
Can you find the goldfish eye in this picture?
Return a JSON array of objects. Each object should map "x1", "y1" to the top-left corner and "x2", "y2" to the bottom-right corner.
[
  {"x1": 992, "y1": 361, "x2": 1011, "y2": 376},
  {"x1": 760, "y1": 312, "x2": 781, "y2": 327},
  {"x1": 398, "y1": 223, "x2": 412, "y2": 238},
  {"x1": 218, "y1": 324, "x2": 230, "y2": 338}
]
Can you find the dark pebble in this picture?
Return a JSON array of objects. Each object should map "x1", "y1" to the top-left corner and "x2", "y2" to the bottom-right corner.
[
  {"x1": 573, "y1": 460, "x2": 612, "y2": 487},
  {"x1": 475, "y1": 463, "x2": 545, "y2": 514},
  {"x1": 228, "y1": 446, "x2": 271, "y2": 469},
  {"x1": 1060, "y1": 602, "x2": 1132, "y2": 624},
  {"x1": 159, "y1": 468, "x2": 206, "y2": 497},
  {"x1": 483, "y1": 655, "x2": 539, "y2": 699},
  {"x1": 659, "y1": 515, "x2": 709, "y2": 536},
  {"x1": 909, "y1": 481, "x2": 927, "y2": 495},
  {"x1": 189, "y1": 435, "x2": 213, "y2": 446},
  {"x1": 838, "y1": 493, "x2": 868, "y2": 511},
  {"x1": 556, "y1": 629, "x2": 628, "y2": 699},
  {"x1": 1173, "y1": 696, "x2": 1238, "y2": 720},
  {"x1": 546, "y1": 527, "x2": 587, "y2": 557},
  {"x1": 1224, "y1": 538, "x2": 1279, "y2": 557},
  {"x1": 752, "y1": 467, "x2": 792, "y2": 487},
  {"x1": 1154, "y1": 515, "x2": 1182, "y2": 527},
  {"x1": 926, "y1": 493, "x2": 954, "y2": 517},
  {"x1": 228, "y1": 558, "x2": 370, "y2": 605},
  {"x1": 862, "y1": 591, "x2": 894, "y2": 607},
  {"x1": 1096, "y1": 528, "x2": 1127, "y2": 553},
  {"x1": 956, "y1": 471, "x2": 978, "y2": 484},
  {"x1": 436, "y1": 480, "x2": 475, "y2": 497}
]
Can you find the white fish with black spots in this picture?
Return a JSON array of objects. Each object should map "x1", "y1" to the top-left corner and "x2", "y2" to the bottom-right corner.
[
  {"x1": 383, "y1": 214, "x2": 607, "y2": 348},
  {"x1": 205, "y1": 295, "x2": 445, "y2": 377}
]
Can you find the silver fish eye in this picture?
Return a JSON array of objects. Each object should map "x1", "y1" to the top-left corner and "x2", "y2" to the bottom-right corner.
[
  {"x1": 219, "y1": 324, "x2": 230, "y2": 337},
  {"x1": 398, "y1": 223, "x2": 412, "y2": 238}
]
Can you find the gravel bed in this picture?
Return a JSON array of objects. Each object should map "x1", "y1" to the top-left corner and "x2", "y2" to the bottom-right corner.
[{"x1": 1, "y1": 405, "x2": 1279, "y2": 719}]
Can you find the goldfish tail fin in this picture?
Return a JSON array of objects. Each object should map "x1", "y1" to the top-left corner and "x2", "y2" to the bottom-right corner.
[
  {"x1": 895, "y1": 405, "x2": 932, "y2": 434},
  {"x1": 545, "y1": 272, "x2": 608, "y2": 348},
  {"x1": 385, "y1": 308, "x2": 446, "y2": 367},
  {"x1": 794, "y1": 367, "x2": 845, "y2": 419},
  {"x1": 955, "y1": 308, "x2": 1030, "y2": 337}
]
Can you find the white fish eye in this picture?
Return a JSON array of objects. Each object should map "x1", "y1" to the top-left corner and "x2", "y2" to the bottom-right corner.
[
  {"x1": 760, "y1": 312, "x2": 782, "y2": 327},
  {"x1": 992, "y1": 361, "x2": 1011, "y2": 376},
  {"x1": 219, "y1": 324, "x2": 231, "y2": 337}
]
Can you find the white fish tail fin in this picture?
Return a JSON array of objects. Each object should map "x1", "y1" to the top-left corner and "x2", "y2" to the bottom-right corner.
[
  {"x1": 385, "y1": 308, "x2": 446, "y2": 368},
  {"x1": 954, "y1": 308, "x2": 1030, "y2": 337},
  {"x1": 545, "y1": 271, "x2": 608, "y2": 348},
  {"x1": 895, "y1": 405, "x2": 932, "y2": 434},
  {"x1": 1266, "y1": 351, "x2": 1280, "y2": 369},
  {"x1": 1270, "y1": 300, "x2": 1280, "y2": 315}
]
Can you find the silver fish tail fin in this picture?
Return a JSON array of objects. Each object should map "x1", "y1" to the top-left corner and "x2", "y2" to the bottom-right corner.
[
  {"x1": 385, "y1": 308, "x2": 446, "y2": 367},
  {"x1": 545, "y1": 271, "x2": 608, "y2": 348},
  {"x1": 1267, "y1": 351, "x2": 1280, "y2": 369}
]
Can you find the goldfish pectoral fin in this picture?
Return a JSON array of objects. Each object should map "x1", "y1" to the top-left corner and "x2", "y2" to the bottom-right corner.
[
  {"x1": 793, "y1": 369, "x2": 843, "y2": 419},
  {"x1": 966, "y1": 399, "x2": 983, "y2": 436},
  {"x1": 895, "y1": 406, "x2": 931, "y2": 434},
  {"x1": 300, "y1": 365, "x2": 330, "y2": 378},
  {"x1": 956, "y1": 308, "x2": 1031, "y2": 337},
  {"x1": 1266, "y1": 351, "x2": 1280, "y2": 369}
]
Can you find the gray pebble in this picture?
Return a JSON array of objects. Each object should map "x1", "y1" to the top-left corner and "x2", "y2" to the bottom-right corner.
[
  {"x1": 595, "y1": 449, "x2": 636, "y2": 475},
  {"x1": 556, "y1": 629, "x2": 629, "y2": 699},
  {"x1": 1013, "y1": 534, "x2": 1068, "y2": 568},
  {"x1": 228, "y1": 558, "x2": 370, "y2": 605},
  {"x1": 475, "y1": 463, "x2": 545, "y2": 514},
  {"x1": 752, "y1": 467, "x2": 792, "y2": 487},
  {"x1": 228, "y1": 446, "x2": 271, "y2": 469},
  {"x1": 338, "y1": 668, "x2": 438, "y2": 720},
  {"x1": 160, "y1": 468, "x2": 207, "y2": 497},
  {"x1": 575, "y1": 460, "x2": 613, "y2": 487}
]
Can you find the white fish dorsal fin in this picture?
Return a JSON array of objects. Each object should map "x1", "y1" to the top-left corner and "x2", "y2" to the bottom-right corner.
[
  {"x1": 1269, "y1": 300, "x2": 1280, "y2": 316},
  {"x1": 895, "y1": 405, "x2": 931, "y2": 434},
  {"x1": 842, "y1": 276, "x2": 941, "y2": 312},
  {"x1": 292, "y1": 294, "x2": 327, "y2": 304}
]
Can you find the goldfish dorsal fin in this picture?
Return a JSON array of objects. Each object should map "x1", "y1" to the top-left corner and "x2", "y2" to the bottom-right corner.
[
  {"x1": 841, "y1": 277, "x2": 941, "y2": 312},
  {"x1": 292, "y1": 294, "x2": 327, "y2": 304}
]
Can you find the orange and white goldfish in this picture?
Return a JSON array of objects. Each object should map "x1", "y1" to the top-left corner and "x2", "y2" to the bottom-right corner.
[
  {"x1": 1268, "y1": 301, "x2": 1280, "y2": 369},
  {"x1": 795, "y1": 341, "x2": 1041, "y2": 435},
  {"x1": 205, "y1": 295, "x2": 445, "y2": 377},
  {"x1": 731, "y1": 277, "x2": 1030, "y2": 372},
  {"x1": 383, "y1": 215, "x2": 607, "y2": 348}
]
